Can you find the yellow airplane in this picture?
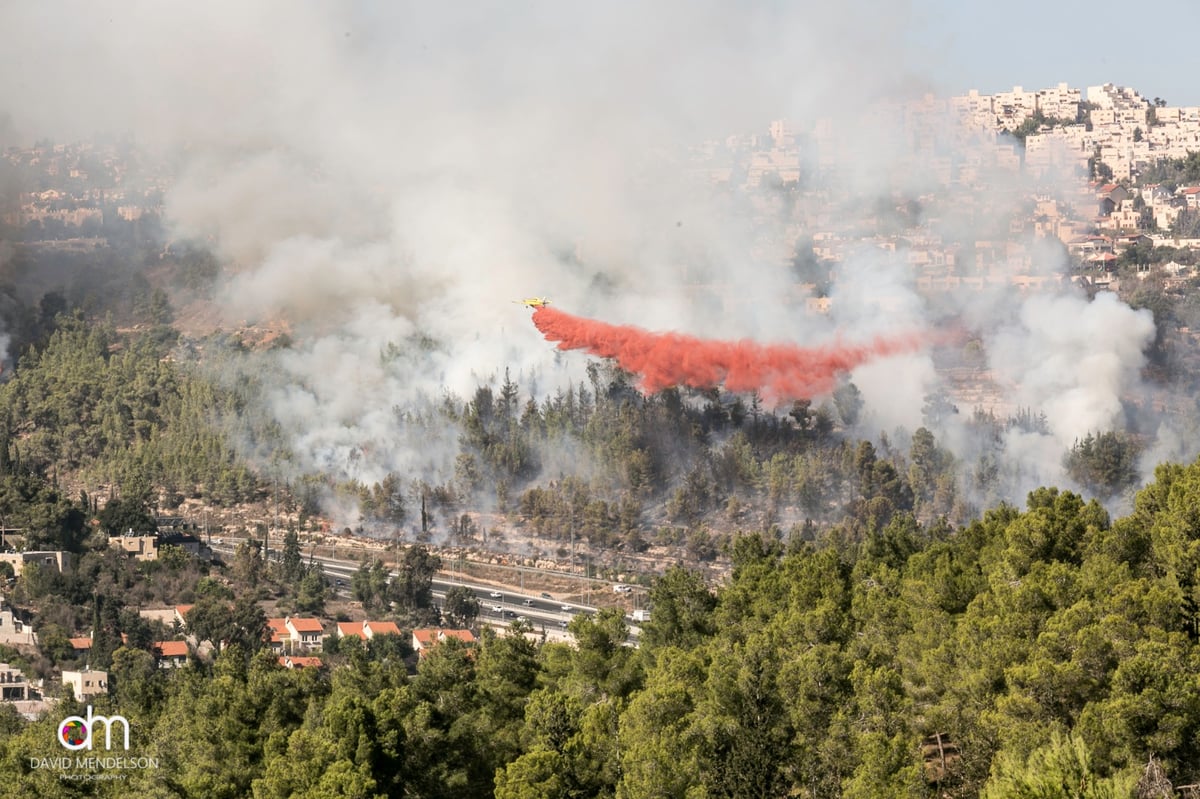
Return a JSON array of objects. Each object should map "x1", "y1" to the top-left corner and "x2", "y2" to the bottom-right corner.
[{"x1": 514, "y1": 297, "x2": 551, "y2": 308}]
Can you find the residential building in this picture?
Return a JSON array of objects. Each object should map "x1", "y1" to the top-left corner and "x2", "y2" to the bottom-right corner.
[
  {"x1": 137, "y1": 607, "x2": 180, "y2": 628},
  {"x1": 1036, "y1": 83, "x2": 1081, "y2": 120},
  {"x1": 0, "y1": 663, "x2": 34, "y2": 701},
  {"x1": 1096, "y1": 184, "x2": 1129, "y2": 215},
  {"x1": 62, "y1": 668, "x2": 108, "y2": 701},
  {"x1": 993, "y1": 85, "x2": 1038, "y2": 127},
  {"x1": 286, "y1": 617, "x2": 326, "y2": 651},
  {"x1": 267, "y1": 617, "x2": 326, "y2": 653},
  {"x1": 278, "y1": 655, "x2": 323, "y2": 669},
  {"x1": 0, "y1": 600, "x2": 36, "y2": 646},
  {"x1": 152, "y1": 640, "x2": 190, "y2": 668},
  {"x1": 336, "y1": 621, "x2": 402, "y2": 641},
  {"x1": 110, "y1": 535, "x2": 158, "y2": 561},
  {"x1": 0, "y1": 550, "x2": 72, "y2": 577},
  {"x1": 158, "y1": 533, "x2": 210, "y2": 558},
  {"x1": 412, "y1": 628, "x2": 476, "y2": 657},
  {"x1": 266, "y1": 618, "x2": 290, "y2": 653}
]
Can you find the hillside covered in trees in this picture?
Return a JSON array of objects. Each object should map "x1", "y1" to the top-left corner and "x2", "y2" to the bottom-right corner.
[
  {"x1": 5, "y1": 464, "x2": 1200, "y2": 795},
  {"x1": 0, "y1": 265, "x2": 1194, "y2": 797}
]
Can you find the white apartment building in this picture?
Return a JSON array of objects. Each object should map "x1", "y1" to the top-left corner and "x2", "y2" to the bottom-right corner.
[
  {"x1": 1036, "y1": 83, "x2": 1081, "y2": 120},
  {"x1": 62, "y1": 669, "x2": 108, "y2": 702},
  {"x1": 993, "y1": 86, "x2": 1039, "y2": 127}
]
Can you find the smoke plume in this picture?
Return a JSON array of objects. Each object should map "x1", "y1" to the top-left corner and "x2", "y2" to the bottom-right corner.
[
  {"x1": 531, "y1": 305, "x2": 930, "y2": 403},
  {"x1": 0, "y1": 2, "x2": 1190, "y2": 521}
]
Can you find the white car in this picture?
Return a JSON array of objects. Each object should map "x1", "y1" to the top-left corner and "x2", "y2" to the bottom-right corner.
[
  {"x1": 613, "y1": 584, "x2": 632, "y2": 593},
  {"x1": 489, "y1": 591, "x2": 502, "y2": 598},
  {"x1": 561, "y1": 604, "x2": 572, "y2": 612},
  {"x1": 490, "y1": 605, "x2": 503, "y2": 613},
  {"x1": 522, "y1": 599, "x2": 534, "y2": 606}
]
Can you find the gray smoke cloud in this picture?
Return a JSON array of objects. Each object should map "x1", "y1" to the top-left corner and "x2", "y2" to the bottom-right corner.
[{"x1": 0, "y1": 2, "x2": 1184, "y2": 519}]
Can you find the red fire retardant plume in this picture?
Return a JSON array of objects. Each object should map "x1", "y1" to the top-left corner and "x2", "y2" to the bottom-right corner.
[{"x1": 531, "y1": 306, "x2": 929, "y2": 402}]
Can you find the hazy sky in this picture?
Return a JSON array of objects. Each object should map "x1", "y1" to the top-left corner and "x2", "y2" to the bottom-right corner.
[
  {"x1": 0, "y1": 2, "x2": 1189, "y2": 511},
  {"x1": 911, "y1": 0, "x2": 1200, "y2": 106},
  {"x1": 1, "y1": 2, "x2": 1195, "y2": 145}
]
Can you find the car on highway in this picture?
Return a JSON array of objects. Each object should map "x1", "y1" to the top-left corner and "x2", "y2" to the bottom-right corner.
[
  {"x1": 559, "y1": 620, "x2": 569, "y2": 628},
  {"x1": 540, "y1": 592, "x2": 552, "y2": 599},
  {"x1": 613, "y1": 584, "x2": 632, "y2": 593},
  {"x1": 561, "y1": 604, "x2": 572, "y2": 611},
  {"x1": 489, "y1": 591, "x2": 502, "y2": 598},
  {"x1": 490, "y1": 605, "x2": 503, "y2": 613},
  {"x1": 522, "y1": 599, "x2": 534, "y2": 606},
  {"x1": 515, "y1": 616, "x2": 528, "y2": 623}
]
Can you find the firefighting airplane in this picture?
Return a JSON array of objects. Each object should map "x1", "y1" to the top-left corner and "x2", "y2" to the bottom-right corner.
[{"x1": 514, "y1": 297, "x2": 551, "y2": 308}]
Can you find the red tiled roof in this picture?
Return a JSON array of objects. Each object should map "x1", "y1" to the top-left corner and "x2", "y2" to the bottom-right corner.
[
  {"x1": 153, "y1": 641, "x2": 189, "y2": 658},
  {"x1": 337, "y1": 622, "x2": 364, "y2": 638},
  {"x1": 69, "y1": 637, "x2": 92, "y2": 650},
  {"x1": 414, "y1": 628, "x2": 476, "y2": 654},
  {"x1": 286, "y1": 617, "x2": 324, "y2": 633},
  {"x1": 438, "y1": 629, "x2": 476, "y2": 644},
  {"x1": 267, "y1": 618, "x2": 289, "y2": 643},
  {"x1": 282, "y1": 656, "x2": 323, "y2": 669},
  {"x1": 338, "y1": 620, "x2": 402, "y2": 639},
  {"x1": 365, "y1": 621, "x2": 401, "y2": 637}
]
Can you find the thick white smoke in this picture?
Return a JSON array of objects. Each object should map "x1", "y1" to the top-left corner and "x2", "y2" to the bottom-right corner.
[
  {"x1": 987, "y1": 291, "x2": 1155, "y2": 446},
  {"x1": 0, "y1": 2, "x2": 1182, "y2": 518}
]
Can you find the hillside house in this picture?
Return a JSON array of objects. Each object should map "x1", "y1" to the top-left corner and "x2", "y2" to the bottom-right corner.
[
  {"x1": 336, "y1": 621, "x2": 402, "y2": 641},
  {"x1": 62, "y1": 668, "x2": 108, "y2": 701},
  {"x1": 412, "y1": 629, "x2": 476, "y2": 658}
]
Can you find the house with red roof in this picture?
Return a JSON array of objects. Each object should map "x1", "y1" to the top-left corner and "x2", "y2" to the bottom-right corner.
[
  {"x1": 266, "y1": 618, "x2": 290, "y2": 653},
  {"x1": 412, "y1": 628, "x2": 477, "y2": 658},
  {"x1": 266, "y1": 617, "x2": 327, "y2": 653},
  {"x1": 286, "y1": 617, "x2": 326, "y2": 650},
  {"x1": 278, "y1": 655, "x2": 323, "y2": 669},
  {"x1": 1096, "y1": 183, "x2": 1128, "y2": 216},
  {"x1": 174, "y1": 605, "x2": 194, "y2": 627},
  {"x1": 152, "y1": 640, "x2": 190, "y2": 668},
  {"x1": 336, "y1": 621, "x2": 402, "y2": 641}
]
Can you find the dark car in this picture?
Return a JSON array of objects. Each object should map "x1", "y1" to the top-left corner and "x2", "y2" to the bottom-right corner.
[{"x1": 540, "y1": 592, "x2": 552, "y2": 599}]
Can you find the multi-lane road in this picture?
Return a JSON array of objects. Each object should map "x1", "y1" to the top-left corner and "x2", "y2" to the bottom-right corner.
[{"x1": 209, "y1": 541, "x2": 642, "y2": 642}]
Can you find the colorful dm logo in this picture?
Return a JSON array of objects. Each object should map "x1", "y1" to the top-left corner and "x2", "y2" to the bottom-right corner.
[
  {"x1": 57, "y1": 706, "x2": 130, "y2": 751},
  {"x1": 59, "y1": 719, "x2": 87, "y2": 748}
]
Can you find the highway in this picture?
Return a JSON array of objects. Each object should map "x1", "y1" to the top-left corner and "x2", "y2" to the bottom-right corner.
[{"x1": 209, "y1": 541, "x2": 642, "y2": 642}]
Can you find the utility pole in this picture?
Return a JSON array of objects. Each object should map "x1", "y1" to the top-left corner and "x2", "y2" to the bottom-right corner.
[{"x1": 270, "y1": 474, "x2": 278, "y2": 562}]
